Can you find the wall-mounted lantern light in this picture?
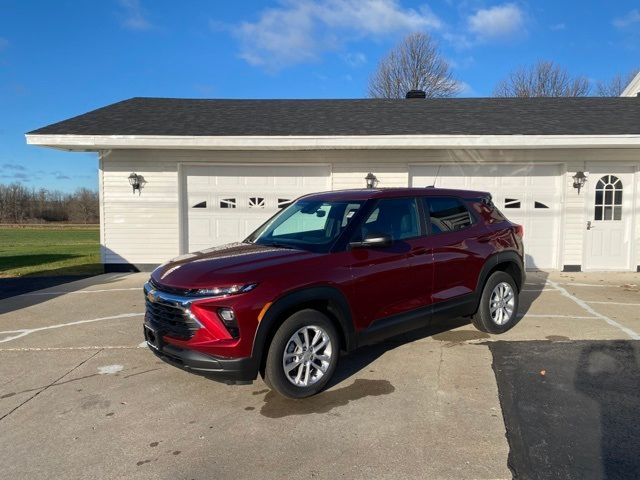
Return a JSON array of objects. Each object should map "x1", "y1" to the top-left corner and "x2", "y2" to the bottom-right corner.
[
  {"x1": 128, "y1": 173, "x2": 142, "y2": 194},
  {"x1": 572, "y1": 171, "x2": 587, "y2": 194},
  {"x1": 365, "y1": 172, "x2": 379, "y2": 189}
]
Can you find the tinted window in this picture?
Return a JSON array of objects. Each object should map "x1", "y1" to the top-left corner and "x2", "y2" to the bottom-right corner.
[
  {"x1": 354, "y1": 198, "x2": 420, "y2": 241},
  {"x1": 469, "y1": 196, "x2": 505, "y2": 224},
  {"x1": 425, "y1": 197, "x2": 473, "y2": 233}
]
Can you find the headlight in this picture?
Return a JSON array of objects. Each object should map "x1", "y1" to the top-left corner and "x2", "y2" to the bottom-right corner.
[{"x1": 194, "y1": 283, "x2": 258, "y2": 297}]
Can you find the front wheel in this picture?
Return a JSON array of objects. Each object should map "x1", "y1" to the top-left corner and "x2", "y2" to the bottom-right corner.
[
  {"x1": 263, "y1": 309, "x2": 339, "y2": 398},
  {"x1": 471, "y1": 271, "x2": 519, "y2": 334}
]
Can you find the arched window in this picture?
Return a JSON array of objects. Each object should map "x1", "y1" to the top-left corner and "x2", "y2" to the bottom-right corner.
[{"x1": 594, "y1": 175, "x2": 623, "y2": 221}]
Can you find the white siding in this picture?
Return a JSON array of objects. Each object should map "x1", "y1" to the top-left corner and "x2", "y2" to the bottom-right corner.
[
  {"x1": 633, "y1": 165, "x2": 640, "y2": 270},
  {"x1": 563, "y1": 162, "x2": 585, "y2": 266},
  {"x1": 100, "y1": 148, "x2": 640, "y2": 269},
  {"x1": 101, "y1": 150, "x2": 180, "y2": 264}
]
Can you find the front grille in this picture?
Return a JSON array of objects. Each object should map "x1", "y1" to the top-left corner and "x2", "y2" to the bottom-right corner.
[
  {"x1": 145, "y1": 299, "x2": 200, "y2": 340},
  {"x1": 149, "y1": 278, "x2": 201, "y2": 297}
]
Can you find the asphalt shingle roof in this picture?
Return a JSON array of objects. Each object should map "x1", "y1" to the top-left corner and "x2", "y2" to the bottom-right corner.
[{"x1": 28, "y1": 96, "x2": 640, "y2": 137}]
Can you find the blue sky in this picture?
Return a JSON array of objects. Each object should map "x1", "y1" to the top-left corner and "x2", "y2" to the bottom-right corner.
[{"x1": 0, "y1": 0, "x2": 638, "y2": 192}]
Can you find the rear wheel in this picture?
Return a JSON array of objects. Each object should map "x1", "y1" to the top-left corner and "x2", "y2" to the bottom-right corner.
[
  {"x1": 471, "y1": 271, "x2": 519, "y2": 334},
  {"x1": 263, "y1": 309, "x2": 339, "y2": 398}
]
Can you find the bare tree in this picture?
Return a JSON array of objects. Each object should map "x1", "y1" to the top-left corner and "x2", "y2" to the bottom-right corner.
[
  {"x1": 596, "y1": 69, "x2": 639, "y2": 96},
  {"x1": 68, "y1": 188, "x2": 99, "y2": 224},
  {"x1": 368, "y1": 32, "x2": 460, "y2": 99},
  {"x1": 494, "y1": 60, "x2": 590, "y2": 97}
]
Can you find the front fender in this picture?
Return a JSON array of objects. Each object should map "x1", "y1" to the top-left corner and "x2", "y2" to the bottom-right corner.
[{"x1": 251, "y1": 285, "x2": 356, "y2": 366}]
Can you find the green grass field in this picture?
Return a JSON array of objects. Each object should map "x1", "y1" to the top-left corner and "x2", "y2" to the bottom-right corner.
[{"x1": 0, "y1": 226, "x2": 102, "y2": 277}]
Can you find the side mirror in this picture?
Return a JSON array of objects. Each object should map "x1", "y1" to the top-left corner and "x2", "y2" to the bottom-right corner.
[{"x1": 350, "y1": 232, "x2": 393, "y2": 249}]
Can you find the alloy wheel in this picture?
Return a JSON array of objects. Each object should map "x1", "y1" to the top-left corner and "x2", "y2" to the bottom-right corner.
[
  {"x1": 490, "y1": 282, "x2": 515, "y2": 325},
  {"x1": 282, "y1": 325, "x2": 333, "y2": 387}
]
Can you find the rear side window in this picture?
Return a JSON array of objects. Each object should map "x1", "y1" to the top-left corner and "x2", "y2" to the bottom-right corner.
[
  {"x1": 471, "y1": 196, "x2": 507, "y2": 224},
  {"x1": 424, "y1": 197, "x2": 473, "y2": 233}
]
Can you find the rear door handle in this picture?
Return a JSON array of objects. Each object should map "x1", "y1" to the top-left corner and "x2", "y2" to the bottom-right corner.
[{"x1": 410, "y1": 247, "x2": 429, "y2": 256}]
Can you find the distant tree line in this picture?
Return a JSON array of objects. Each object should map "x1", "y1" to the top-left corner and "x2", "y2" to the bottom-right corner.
[{"x1": 0, "y1": 182, "x2": 99, "y2": 224}]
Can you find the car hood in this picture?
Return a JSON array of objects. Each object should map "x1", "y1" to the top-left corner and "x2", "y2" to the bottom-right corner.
[{"x1": 150, "y1": 242, "x2": 318, "y2": 289}]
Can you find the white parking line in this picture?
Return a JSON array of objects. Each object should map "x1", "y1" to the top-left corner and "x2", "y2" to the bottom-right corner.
[
  {"x1": 0, "y1": 345, "x2": 146, "y2": 351},
  {"x1": 519, "y1": 314, "x2": 597, "y2": 319},
  {"x1": 0, "y1": 313, "x2": 144, "y2": 343},
  {"x1": 587, "y1": 301, "x2": 640, "y2": 306},
  {"x1": 546, "y1": 280, "x2": 640, "y2": 340},
  {"x1": 19, "y1": 288, "x2": 141, "y2": 297},
  {"x1": 526, "y1": 281, "x2": 633, "y2": 288}
]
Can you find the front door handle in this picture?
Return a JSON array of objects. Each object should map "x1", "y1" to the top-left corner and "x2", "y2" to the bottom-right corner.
[
  {"x1": 410, "y1": 247, "x2": 429, "y2": 256},
  {"x1": 587, "y1": 221, "x2": 593, "y2": 230}
]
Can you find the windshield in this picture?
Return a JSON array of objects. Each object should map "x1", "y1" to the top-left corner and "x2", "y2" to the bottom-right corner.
[{"x1": 245, "y1": 199, "x2": 363, "y2": 252}]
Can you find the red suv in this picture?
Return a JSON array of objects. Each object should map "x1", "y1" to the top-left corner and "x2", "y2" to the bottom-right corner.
[{"x1": 144, "y1": 188, "x2": 524, "y2": 398}]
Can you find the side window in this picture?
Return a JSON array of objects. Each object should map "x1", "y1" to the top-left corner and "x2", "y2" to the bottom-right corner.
[
  {"x1": 355, "y1": 198, "x2": 420, "y2": 241},
  {"x1": 595, "y1": 175, "x2": 623, "y2": 221},
  {"x1": 425, "y1": 197, "x2": 473, "y2": 234},
  {"x1": 341, "y1": 203, "x2": 361, "y2": 227},
  {"x1": 469, "y1": 196, "x2": 505, "y2": 224}
]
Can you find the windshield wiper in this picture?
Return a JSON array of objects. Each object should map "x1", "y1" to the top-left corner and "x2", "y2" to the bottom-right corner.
[{"x1": 260, "y1": 242, "x2": 298, "y2": 250}]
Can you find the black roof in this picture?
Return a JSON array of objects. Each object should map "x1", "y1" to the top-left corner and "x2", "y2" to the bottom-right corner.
[{"x1": 28, "y1": 97, "x2": 640, "y2": 136}]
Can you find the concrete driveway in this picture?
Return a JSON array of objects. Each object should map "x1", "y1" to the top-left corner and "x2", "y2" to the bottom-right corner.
[{"x1": 0, "y1": 271, "x2": 639, "y2": 479}]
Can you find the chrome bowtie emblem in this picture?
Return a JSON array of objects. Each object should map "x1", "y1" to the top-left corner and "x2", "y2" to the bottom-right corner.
[{"x1": 146, "y1": 289, "x2": 157, "y2": 302}]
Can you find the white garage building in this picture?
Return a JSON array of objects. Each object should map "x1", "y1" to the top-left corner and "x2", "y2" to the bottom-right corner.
[{"x1": 27, "y1": 93, "x2": 640, "y2": 272}]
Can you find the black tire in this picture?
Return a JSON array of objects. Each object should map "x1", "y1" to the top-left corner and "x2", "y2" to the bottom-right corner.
[
  {"x1": 471, "y1": 271, "x2": 519, "y2": 334},
  {"x1": 263, "y1": 309, "x2": 339, "y2": 398}
]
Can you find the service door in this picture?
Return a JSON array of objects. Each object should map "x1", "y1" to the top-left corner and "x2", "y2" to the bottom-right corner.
[
  {"x1": 584, "y1": 167, "x2": 635, "y2": 271},
  {"x1": 184, "y1": 165, "x2": 331, "y2": 252}
]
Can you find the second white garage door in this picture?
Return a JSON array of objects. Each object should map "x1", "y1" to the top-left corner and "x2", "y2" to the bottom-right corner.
[
  {"x1": 184, "y1": 165, "x2": 331, "y2": 252},
  {"x1": 410, "y1": 164, "x2": 563, "y2": 269}
]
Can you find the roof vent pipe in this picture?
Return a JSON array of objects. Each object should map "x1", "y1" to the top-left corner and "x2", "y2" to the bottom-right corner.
[{"x1": 406, "y1": 90, "x2": 426, "y2": 99}]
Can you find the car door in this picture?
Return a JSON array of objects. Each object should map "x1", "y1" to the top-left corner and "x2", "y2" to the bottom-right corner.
[
  {"x1": 423, "y1": 196, "x2": 490, "y2": 305},
  {"x1": 345, "y1": 197, "x2": 433, "y2": 331}
]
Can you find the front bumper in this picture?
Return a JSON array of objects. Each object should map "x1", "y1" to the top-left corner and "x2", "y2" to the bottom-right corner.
[{"x1": 143, "y1": 324, "x2": 258, "y2": 384}]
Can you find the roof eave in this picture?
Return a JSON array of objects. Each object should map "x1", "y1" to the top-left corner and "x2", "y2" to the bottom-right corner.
[{"x1": 25, "y1": 133, "x2": 640, "y2": 151}]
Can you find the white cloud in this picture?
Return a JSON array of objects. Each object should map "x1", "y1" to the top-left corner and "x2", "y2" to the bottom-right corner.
[
  {"x1": 342, "y1": 51, "x2": 367, "y2": 67},
  {"x1": 467, "y1": 3, "x2": 525, "y2": 40},
  {"x1": 316, "y1": 0, "x2": 442, "y2": 35},
  {"x1": 613, "y1": 9, "x2": 640, "y2": 28},
  {"x1": 118, "y1": 0, "x2": 152, "y2": 31},
  {"x1": 233, "y1": 0, "x2": 443, "y2": 70}
]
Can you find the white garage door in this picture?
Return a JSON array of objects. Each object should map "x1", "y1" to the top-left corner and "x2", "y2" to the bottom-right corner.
[
  {"x1": 410, "y1": 164, "x2": 562, "y2": 269},
  {"x1": 184, "y1": 165, "x2": 331, "y2": 252}
]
